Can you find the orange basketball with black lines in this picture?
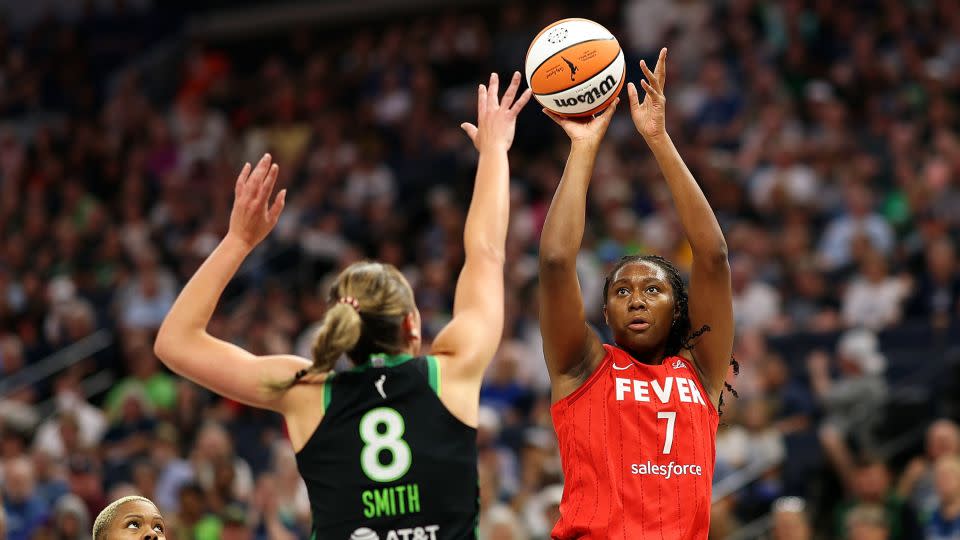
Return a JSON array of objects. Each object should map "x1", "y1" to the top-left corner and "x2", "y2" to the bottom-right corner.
[{"x1": 525, "y1": 18, "x2": 625, "y2": 117}]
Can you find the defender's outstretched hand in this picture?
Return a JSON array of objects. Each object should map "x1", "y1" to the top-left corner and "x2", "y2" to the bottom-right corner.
[
  {"x1": 628, "y1": 47, "x2": 668, "y2": 142},
  {"x1": 228, "y1": 153, "x2": 286, "y2": 250},
  {"x1": 461, "y1": 71, "x2": 532, "y2": 152}
]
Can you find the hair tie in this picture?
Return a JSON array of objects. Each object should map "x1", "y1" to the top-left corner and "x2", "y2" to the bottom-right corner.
[{"x1": 338, "y1": 296, "x2": 360, "y2": 311}]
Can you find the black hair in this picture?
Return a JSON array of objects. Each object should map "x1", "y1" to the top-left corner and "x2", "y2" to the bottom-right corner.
[{"x1": 602, "y1": 255, "x2": 739, "y2": 414}]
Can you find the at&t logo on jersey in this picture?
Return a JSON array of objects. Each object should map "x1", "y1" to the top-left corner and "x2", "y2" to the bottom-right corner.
[{"x1": 349, "y1": 525, "x2": 440, "y2": 540}]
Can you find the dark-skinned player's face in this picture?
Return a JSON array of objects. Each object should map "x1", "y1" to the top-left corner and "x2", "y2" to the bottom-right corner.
[
  {"x1": 110, "y1": 500, "x2": 165, "y2": 540},
  {"x1": 604, "y1": 261, "x2": 677, "y2": 357}
]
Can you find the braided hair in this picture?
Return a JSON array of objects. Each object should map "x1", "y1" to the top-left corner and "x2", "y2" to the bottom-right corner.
[{"x1": 602, "y1": 255, "x2": 739, "y2": 413}]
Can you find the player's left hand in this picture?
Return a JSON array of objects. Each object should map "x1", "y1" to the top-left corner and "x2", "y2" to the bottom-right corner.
[
  {"x1": 628, "y1": 47, "x2": 668, "y2": 142},
  {"x1": 227, "y1": 153, "x2": 286, "y2": 251},
  {"x1": 461, "y1": 71, "x2": 532, "y2": 153}
]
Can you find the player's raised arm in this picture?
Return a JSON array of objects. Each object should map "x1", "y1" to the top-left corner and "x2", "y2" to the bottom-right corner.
[
  {"x1": 154, "y1": 154, "x2": 311, "y2": 413},
  {"x1": 627, "y1": 48, "x2": 733, "y2": 401},
  {"x1": 430, "y1": 73, "x2": 531, "y2": 398},
  {"x1": 538, "y1": 99, "x2": 620, "y2": 399}
]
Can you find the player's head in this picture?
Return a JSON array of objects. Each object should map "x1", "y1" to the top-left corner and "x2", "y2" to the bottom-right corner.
[
  {"x1": 602, "y1": 255, "x2": 689, "y2": 358},
  {"x1": 312, "y1": 261, "x2": 419, "y2": 371},
  {"x1": 92, "y1": 496, "x2": 164, "y2": 540}
]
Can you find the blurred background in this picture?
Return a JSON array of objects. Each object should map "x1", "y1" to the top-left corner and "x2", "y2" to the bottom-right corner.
[{"x1": 1, "y1": 0, "x2": 960, "y2": 539}]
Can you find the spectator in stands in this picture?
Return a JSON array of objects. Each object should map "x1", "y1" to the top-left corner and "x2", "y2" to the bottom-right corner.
[
  {"x1": 808, "y1": 330, "x2": 887, "y2": 443},
  {"x1": 927, "y1": 455, "x2": 960, "y2": 539},
  {"x1": 818, "y1": 184, "x2": 895, "y2": 272},
  {"x1": 0, "y1": 335, "x2": 25, "y2": 378},
  {"x1": 522, "y1": 484, "x2": 562, "y2": 540},
  {"x1": 190, "y1": 422, "x2": 253, "y2": 505},
  {"x1": 220, "y1": 504, "x2": 256, "y2": 540},
  {"x1": 480, "y1": 503, "x2": 528, "y2": 540},
  {"x1": 168, "y1": 483, "x2": 221, "y2": 540},
  {"x1": 66, "y1": 456, "x2": 105, "y2": 521},
  {"x1": 32, "y1": 376, "x2": 107, "y2": 460},
  {"x1": 117, "y1": 251, "x2": 177, "y2": 331},
  {"x1": 31, "y1": 449, "x2": 68, "y2": 508},
  {"x1": 50, "y1": 493, "x2": 91, "y2": 540},
  {"x1": 731, "y1": 256, "x2": 782, "y2": 332},
  {"x1": 781, "y1": 261, "x2": 842, "y2": 333},
  {"x1": 898, "y1": 419, "x2": 960, "y2": 521},
  {"x1": 106, "y1": 333, "x2": 178, "y2": 415},
  {"x1": 250, "y1": 473, "x2": 301, "y2": 539},
  {"x1": 821, "y1": 427, "x2": 922, "y2": 540},
  {"x1": 906, "y1": 237, "x2": 960, "y2": 328},
  {"x1": 481, "y1": 341, "x2": 534, "y2": 416},
  {"x1": 151, "y1": 423, "x2": 193, "y2": 514},
  {"x1": 102, "y1": 387, "x2": 157, "y2": 484},
  {"x1": 770, "y1": 496, "x2": 812, "y2": 540},
  {"x1": 842, "y1": 250, "x2": 911, "y2": 331},
  {"x1": 847, "y1": 504, "x2": 892, "y2": 540},
  {"x1": 2, "y1": 456, "x2": 48, "y2": 540},
  {"x1": 269, "y1": 443, "x2": 310, "y2": 533}
]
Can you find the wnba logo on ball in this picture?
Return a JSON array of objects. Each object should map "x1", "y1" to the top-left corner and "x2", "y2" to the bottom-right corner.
[
  {"x1": 349, "y1": 525, "x2": 440, "y2": 540},
  {"x1": 553, "y1": 75, "x2": 617, "y2": 108}
]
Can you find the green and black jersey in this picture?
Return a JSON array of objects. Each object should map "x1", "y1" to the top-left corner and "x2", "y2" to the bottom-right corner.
[{"x1": 295, "y1": 354, "x2": 479, "y2": 540}]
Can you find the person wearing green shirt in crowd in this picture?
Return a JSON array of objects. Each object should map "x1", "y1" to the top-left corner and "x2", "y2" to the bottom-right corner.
[
  {"x1": 168, "y1": 484, "x2": 222, "y2": 540},
  {"x1": 830, "y1": 457, "x2": 923, "y2": 539},
  {"x1": 106, "y1": 335, "x2": 177, "y2": 416}
]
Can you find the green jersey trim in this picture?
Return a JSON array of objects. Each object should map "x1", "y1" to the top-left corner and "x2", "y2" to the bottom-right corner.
[
  {"x1": 426, "y1": 355, "x2": 441, "y2": 396},
  {"x1": 350, "y1": 353, "x2": 415, "y2": 372},
  {"x1": 322, "y1": 373, "x2": 335, "y2": 411}
]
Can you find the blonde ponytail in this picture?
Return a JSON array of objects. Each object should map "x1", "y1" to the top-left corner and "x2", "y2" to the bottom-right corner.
[
  {"x1": 311, "y1": 302, "x2": 362, "y2": 372},
  {"x1": 269, "y1": 261, "x2": 416, "y2": 392}
]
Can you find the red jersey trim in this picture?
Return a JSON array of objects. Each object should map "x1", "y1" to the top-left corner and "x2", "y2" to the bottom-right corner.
[
  {"x1": 678, "y1": 352, "x2": 720, "y2": 418},
  {"x1": 550, "y1": 349, "x2": 612, "y2": 409}
]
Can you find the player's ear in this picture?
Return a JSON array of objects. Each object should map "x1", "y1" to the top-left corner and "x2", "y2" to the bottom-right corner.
[{"x1": 403, "y1": 311, "x2": 421, "y2": 348}]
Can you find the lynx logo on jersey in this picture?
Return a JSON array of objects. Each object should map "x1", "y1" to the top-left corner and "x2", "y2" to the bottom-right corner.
[
  {"x1": 614, "y1": 376, "x2": 707, "y2": 406},
  {"x1": 349, "y1": 526, "x2": 440, "y2": 540},
  {"x1": 375, "y1": 375, "x2": 387, "y2": 399}
]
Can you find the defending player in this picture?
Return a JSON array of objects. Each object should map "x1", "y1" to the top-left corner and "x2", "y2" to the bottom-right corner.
[
  {"x1": 539, "y1": 48, "x2": 734, "y2": 539},
  {"x1": 154, "y1": 72, "x2": 531, "y2": 539}
]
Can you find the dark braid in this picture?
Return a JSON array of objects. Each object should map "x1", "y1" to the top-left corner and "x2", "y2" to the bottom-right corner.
[{"x1": 603, "y1": 255, "x2": 739, "y2": 415}]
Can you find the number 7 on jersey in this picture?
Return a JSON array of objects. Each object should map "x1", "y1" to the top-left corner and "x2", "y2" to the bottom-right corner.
[{"x1": 657, "y1": 411, "x2": 676, "y2": 454}]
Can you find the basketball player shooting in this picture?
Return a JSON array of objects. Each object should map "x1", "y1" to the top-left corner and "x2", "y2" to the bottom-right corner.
[{"x1": 538, "y1": 48, "x2": 734, "y2": 539}]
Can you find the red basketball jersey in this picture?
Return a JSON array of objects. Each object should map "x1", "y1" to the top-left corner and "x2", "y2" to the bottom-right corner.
[{"x1": 551, "y1": 344, "x2": 719, "y2": 540}]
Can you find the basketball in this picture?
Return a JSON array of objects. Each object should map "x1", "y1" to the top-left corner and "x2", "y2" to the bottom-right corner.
[{"x1": 525, "y1": 18, "x2": 625, "y2": 117}]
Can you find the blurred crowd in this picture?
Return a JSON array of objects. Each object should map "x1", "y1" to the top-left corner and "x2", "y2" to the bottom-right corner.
[{"x1": 2, "y1": 0, "x2": 960, "y2": 539}]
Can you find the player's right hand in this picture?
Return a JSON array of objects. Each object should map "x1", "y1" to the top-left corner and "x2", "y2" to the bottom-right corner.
[
  {"x1": 461, "y1": 71, "x2": 532, "y2": 153},
  {"x1": 543, "y1": 97, "x2": 620, "y2": 150},
  {"x1": 227, "y1": 153, "x2": 286, "y2": 251}
]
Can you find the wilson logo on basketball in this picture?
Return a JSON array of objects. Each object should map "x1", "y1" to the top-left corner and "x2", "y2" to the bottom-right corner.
[{"x1": 553, "y1": 74, "x2": 617, "y2": 108}]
